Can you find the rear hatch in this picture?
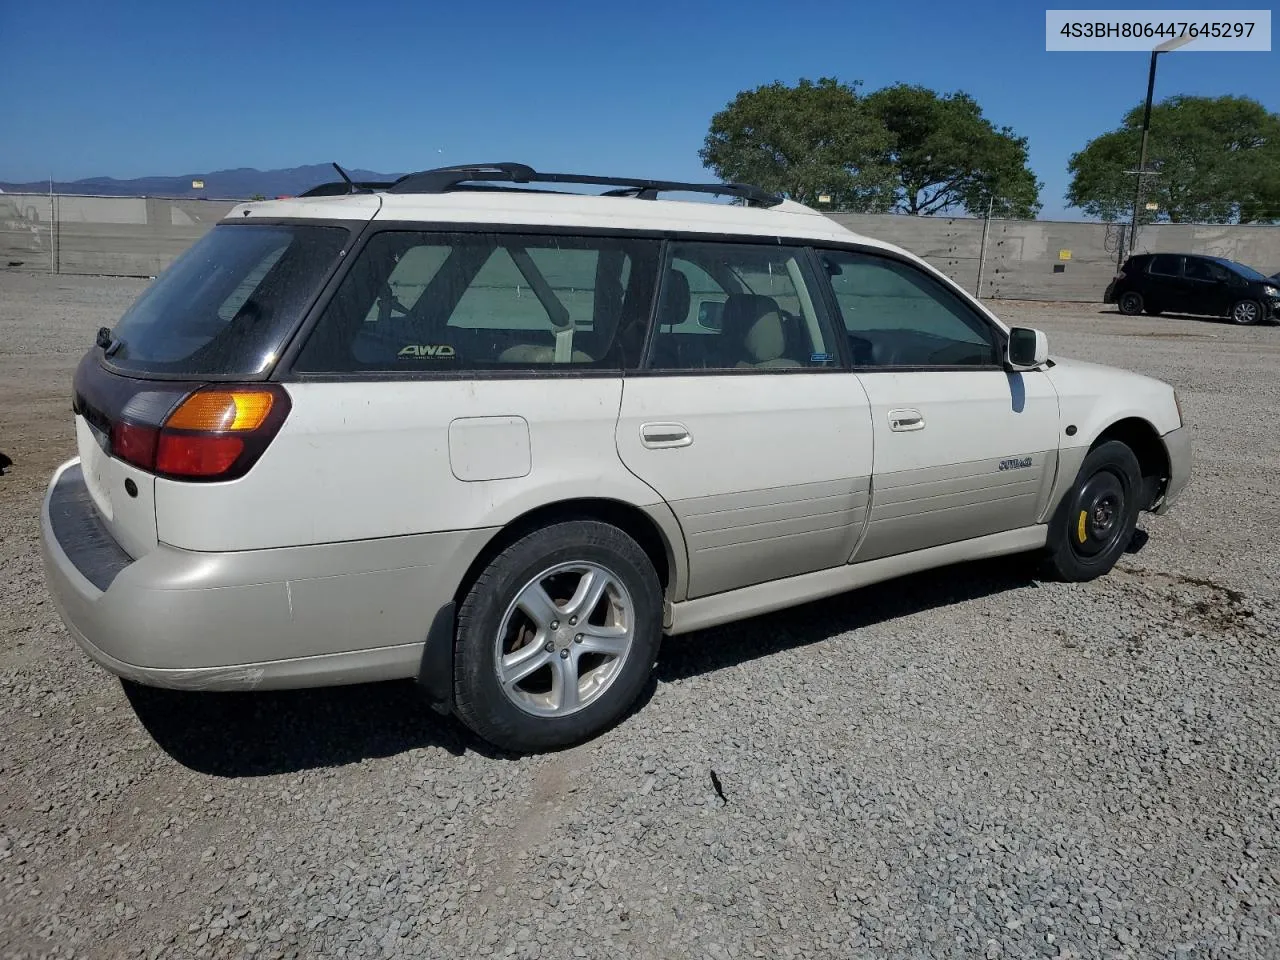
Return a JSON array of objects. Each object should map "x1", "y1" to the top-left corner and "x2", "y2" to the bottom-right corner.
[{"x1": 70, "y1": 220, "x2": 353, "y2": 559}]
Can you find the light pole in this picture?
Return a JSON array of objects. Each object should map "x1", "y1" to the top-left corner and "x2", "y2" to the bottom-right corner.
[{"x1": 1126, "y1": 34, "x2": 1194, "y2": 261}]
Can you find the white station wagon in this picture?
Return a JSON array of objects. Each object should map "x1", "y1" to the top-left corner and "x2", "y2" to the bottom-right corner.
[{"x1": 40, "y1": 163, "x2": 1191, "y2": 752}]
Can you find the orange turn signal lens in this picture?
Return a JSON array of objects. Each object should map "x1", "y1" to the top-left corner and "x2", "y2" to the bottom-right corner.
[{"x1": 165, "y1": 389, "x2": 275, "y2": 432}]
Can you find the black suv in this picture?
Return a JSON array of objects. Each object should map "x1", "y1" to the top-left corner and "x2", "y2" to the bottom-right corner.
[{"x1": 1104, "y1": 253, "x2": 1280, "y2": 325}]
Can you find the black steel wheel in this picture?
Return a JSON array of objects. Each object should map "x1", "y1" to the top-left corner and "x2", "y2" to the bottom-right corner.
[{"x1": 1041, "y1": 440, "x2": 1143, "y2": 582}]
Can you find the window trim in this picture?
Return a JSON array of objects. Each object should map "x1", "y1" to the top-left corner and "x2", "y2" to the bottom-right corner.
[
  {"x1": 808, "y1": 244, "x2": 1010, "y2": 374},
  {"x1": 631, "y1": 237, "x2": 846, "y2": 377},
  {"x1": 272, "y1": 220, "x2": 1015, "y2": 382}
]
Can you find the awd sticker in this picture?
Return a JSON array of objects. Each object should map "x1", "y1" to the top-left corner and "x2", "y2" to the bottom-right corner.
[
  {"x1": 398, "y1": 344, "x2": 456, "y2": 359},
  {"x1": 998, "y1": 456, "x2": 1033, "y2": 471}
]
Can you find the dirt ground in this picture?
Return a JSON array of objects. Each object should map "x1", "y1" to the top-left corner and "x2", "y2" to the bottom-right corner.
[{"x1": 2, "y1": 271, "x2": 1278, "y2": 960}]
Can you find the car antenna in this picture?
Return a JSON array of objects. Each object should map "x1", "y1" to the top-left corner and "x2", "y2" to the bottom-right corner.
[{"x1": 331, "y1": 162, "x2": 358, "y2": 194}]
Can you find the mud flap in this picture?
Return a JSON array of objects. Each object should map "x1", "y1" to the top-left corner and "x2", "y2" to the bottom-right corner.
[{"x1": 417, "y1": 601, "x2": 456, "y2": 715}]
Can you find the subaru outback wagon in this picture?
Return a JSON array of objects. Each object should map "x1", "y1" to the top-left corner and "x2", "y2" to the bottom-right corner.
[{"x1": 40, "y1": 162, "x2": 1192, "y2": 752}]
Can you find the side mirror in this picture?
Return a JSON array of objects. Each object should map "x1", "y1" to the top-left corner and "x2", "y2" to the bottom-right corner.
[
  {"x1": 697, "y1": 300, "x2": 724, "y2": 331},
  {"x1": 1007, "y1": 327, "x2": 1049, "y2": 370}
]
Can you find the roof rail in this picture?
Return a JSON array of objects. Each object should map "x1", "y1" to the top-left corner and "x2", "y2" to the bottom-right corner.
[{"x1": 386, "y1": 162, "x2": 783, "y2": 207}]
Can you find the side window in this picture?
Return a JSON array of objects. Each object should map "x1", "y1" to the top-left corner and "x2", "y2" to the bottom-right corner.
[
  {"x1": 294, "y1": 231, "x2": 659, "y2": 372},
  {"x1": 1183, "y1": 258, "x2": 1225, "y2": 282},
  {"x1": 1148, "y1": 254, "x2": 1181, "y2": 277},
  {"x1": 818, "y1": 249, "x2": 1000, "y2": 367},
  {"x1": 654, "y1": 258, "x2": 723, "y2": 334},
  {"x1": 646, "y1": 241, "x2": 835, "y2": 371},
  {"x1": 363, "y1": 244, "x2": 451, "y2": 322}
]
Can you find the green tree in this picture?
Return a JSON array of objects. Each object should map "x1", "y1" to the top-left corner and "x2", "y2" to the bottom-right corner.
[
  {"x1": 861, "y1": 84, "x2": 1042, "y2": 218},
  {"x1": 698, "y1": 77, "x2": 895, "y2": 209},
  {"x1": 700, "y1": 78, "x2": 1039, "y2": 217},
  {"x1": 1066, "y1": 94, "x2": 1280, "y2": 224}
]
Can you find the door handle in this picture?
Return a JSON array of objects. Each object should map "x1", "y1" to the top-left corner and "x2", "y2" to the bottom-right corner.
[
  {"x1": 888, "y1": 408, "x2": 925, "y2": 432},
  {"x1": 640, "y1": 421, "x2": 692, "y2": 448}
]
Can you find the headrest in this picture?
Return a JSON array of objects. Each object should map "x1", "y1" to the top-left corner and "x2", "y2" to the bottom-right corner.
[
  {"x1": 720, "y1": 294, "x2": 786, "y2": 363},
  {"x1": 658, "y1": 268, "x2": 691, "y2": 328}
]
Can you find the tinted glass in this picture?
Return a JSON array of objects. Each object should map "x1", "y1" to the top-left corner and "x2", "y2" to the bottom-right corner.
[
  {"x1": 646, "y1": 242, "x2": 835, "y2": 370},
  {"x1": 1215, "y1": 258, "x2": 1269, "y2": 282},
  {"x1": 1184, "y1": 258, "x2": 1226, "y2": 282},
  {"x1": 107, "y1": 223, "x2": 349, "y2": 376},
  {"x1": 818, "y1": 249, "x2": 999, "y2": 367},
  {"x1": 294, "y1": 231, "x2": 658, "y2": 372},
  {"x1": 1148, "y1": 255, "x2": 1181, "y2": 276}
]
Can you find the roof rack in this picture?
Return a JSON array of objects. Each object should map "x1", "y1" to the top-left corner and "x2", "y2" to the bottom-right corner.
[
  {"x1": 385, "y1": 162, "x2": 784, "y2": 207},
  {"x1": 299, "y1": 179, "x2": 395, "y2": 197}
]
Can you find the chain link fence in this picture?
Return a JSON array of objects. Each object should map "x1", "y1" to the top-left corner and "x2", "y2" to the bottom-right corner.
[{"x1": 3, "y1": 193, "x2": 1278, "y2": 301}]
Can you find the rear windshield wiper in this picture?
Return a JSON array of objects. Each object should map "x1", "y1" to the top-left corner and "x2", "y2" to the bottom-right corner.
[{"x1": 96, "y1": 326, "x2": 124, "y2": 357}]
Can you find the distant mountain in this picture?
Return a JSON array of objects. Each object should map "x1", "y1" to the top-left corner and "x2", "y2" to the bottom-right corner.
[{"x1": 0, "y1": 164, "x2": 405, "y2": 199}]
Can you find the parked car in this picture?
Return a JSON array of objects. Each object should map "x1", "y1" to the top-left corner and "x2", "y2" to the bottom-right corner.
[
  {"x1": 39, "y1": 162, "x2": 1192, "y2": 752},
  {"x1": 1105, "y1": 252, "x2": 1280, "y2": 325}
]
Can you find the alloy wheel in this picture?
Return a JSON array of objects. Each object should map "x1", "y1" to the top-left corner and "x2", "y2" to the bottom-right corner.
[{"x1": 493, "y1": 561, "x2": 635, "y2": 717}]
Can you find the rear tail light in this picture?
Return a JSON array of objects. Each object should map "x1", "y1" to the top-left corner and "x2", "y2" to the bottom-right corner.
[
  {"x1": 1114, "y1": 271, "x2": 1126, "y2": 280},
  {"x1": 111, "y1": 385, "x2": 290, "y2": 481},
  {"x1": 110, "y1": 421, "x2": 159, "y2": 467}
]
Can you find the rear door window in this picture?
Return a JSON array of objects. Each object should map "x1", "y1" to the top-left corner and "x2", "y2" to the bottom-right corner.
[
  {"x1": 293, "y1": 231, "x2": 660, "y2": 372},
  {"x1": 645, "y1": 241, "x2": 836, "y2": 371},
  {"x1": 1148, "y1": 255, "x2": 1182, "y2": 277},
  {"x1": 106, "y1": 223, "x2": 350, "y2": 377}
]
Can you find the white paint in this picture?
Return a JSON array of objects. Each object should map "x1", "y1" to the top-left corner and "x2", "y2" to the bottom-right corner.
[
  {"x1": 448, "y1": 416, "x2": 532, "y2": 482},
  {"x1": 857, "y1": 370, "x2": 1061, "y2": 475},
  {"x1": 616, "y1": 373, "x2": 873, "y2": 503},
  {"x1": 153, "y1": 379, "x2": 664, "y2": 552}
]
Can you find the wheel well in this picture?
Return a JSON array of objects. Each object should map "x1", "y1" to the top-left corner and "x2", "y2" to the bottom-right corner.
[
  {"x1": 452, "y1": 499, "x2": 674, "y2": 607},
  {"x1": 1092, "y1": 417, "x2": 1169, "y2": 509}
]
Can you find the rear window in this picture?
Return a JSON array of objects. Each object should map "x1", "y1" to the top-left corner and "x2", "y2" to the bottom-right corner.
[{"x1": 105, "y1": 223, "x2": 349, "y2": 377}]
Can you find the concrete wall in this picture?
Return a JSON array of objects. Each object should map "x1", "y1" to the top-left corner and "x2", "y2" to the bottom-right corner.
[
  {"x1": 3, "y1": 193, "x2": 1279, "y2": 299},
  {"x1": 830, "y1": 213, "x2": 1280, "y2": 301},
  {"x1": 0, "y1": 193, "x2": 237, "y2": 277}
]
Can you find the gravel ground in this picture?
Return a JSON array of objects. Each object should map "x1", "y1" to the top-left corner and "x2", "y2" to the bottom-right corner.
[{"x1": 2, "y1": 270, "x2": 1278, "y2": 960}]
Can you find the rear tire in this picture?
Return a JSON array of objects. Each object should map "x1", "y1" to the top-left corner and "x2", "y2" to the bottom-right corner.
[
  {"x1": 1231, "y1": 299, "x2": 1262, "y2": 325},
  {"x1": 1040, "y1": 440, "x2": 1143, "y2": 582},
  {"x1": 1118, "y1": 291, "x2": 1144, "y2": 316},
  {"x1": 453, "y1": 520, "x2": 663, "y2": 753}
]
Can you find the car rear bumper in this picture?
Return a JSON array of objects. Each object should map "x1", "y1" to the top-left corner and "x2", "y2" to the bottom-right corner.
[
  {"x1": 1153, "y1": 426, "x2": 1191, "y2": 515},
  {"x1": 39, "y1": 457, "x2": 492, "y2": 691}
]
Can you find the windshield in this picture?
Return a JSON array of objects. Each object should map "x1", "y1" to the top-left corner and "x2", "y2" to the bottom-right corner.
[
  {"x1": 105, "y1": 222, "x2": 349, "y2": 377},
  {"x1": 1213, "y1": 257, "x2": 1270, "y2": 282}
]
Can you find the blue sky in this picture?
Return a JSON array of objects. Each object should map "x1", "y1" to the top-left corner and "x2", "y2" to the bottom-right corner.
[{"x1": 2, "y1": 0, "x2": 1276, "y2": 219}]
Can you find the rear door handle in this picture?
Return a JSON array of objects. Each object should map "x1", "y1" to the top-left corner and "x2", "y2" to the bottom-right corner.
[
  {"x1": 640, "y1": 422, "x2": 692, "y2": 448},
  {"x1": 888, "y1": 408, "x2": 925, "y2": 432}
]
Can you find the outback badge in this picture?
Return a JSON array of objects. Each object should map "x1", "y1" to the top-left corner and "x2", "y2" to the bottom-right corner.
[{"x1": 998, "y1": 456, "x2": 1033, "y2": 471}]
